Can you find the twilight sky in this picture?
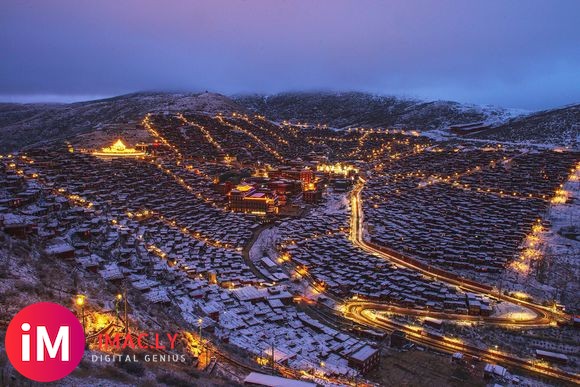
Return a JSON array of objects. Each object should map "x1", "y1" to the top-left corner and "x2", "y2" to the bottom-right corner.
[{"x1": 1, "y1": 0, "x2": 579, "y2": 110}]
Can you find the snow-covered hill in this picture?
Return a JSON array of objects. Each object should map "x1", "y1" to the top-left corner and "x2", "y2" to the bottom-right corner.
[
  {"x1": 233, "y1": 92, "x2": 524, "y2": 130},
  {"x1": 0, "y1": 92, "x2": 244, "y2": 152},
  {"x1": 469, "y1": 104, "x2": 579, "y2": 148},
  {"x1": 1, "y1": 91, "x2": 577, "y2": 151}
]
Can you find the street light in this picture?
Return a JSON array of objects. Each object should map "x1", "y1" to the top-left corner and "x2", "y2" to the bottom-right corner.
[
  {"x1": 116, "y1": 289, "x2": 128, "y2": 334},
  {"x1": 76, "y1": 295, "x2": 86, "y2": 334},
  {"x1": 198, "y1": 318, "x2": 203, "y2": 358},
  {"x1": 197, "y1": 318, "x2": 210, "y2": 366}
]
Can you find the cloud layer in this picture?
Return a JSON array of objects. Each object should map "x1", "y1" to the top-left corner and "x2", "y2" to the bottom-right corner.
[{"x1": 1, "y1": 0, "x2": 579, "y2": 109}]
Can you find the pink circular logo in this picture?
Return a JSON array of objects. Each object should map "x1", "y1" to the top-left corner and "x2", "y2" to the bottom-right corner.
[{"x1": 5, "y1": 302, "x2": 86, "y2": 382}]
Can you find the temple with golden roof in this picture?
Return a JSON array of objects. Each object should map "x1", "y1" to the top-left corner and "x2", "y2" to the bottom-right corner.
[{"x1": 92, "y1": 139, "x2": 146, "y2": 158}]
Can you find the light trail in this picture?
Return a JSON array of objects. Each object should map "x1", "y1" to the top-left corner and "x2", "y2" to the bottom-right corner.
[
  {"x1": 340, "y1": 179, "x2": 579, "y2": 383},
  {"x1": 345, "y1": 302, "x2": 579, "y2": 384},
  {"x1": 348, "y1": 179, "x2": 565, "y2": 326}
]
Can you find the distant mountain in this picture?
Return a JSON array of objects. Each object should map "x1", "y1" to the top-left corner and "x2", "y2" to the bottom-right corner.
[
  {"x1": 0, "y1": 92, "x2": 244, "y2": 152},
  {"x1": 233, "y1": 91, "x2": 522, "y2": 130},
  {"x1": 469, "y1": 104, "x2": 580, "y2": 148},
  {"x1": 1, "y1": 90, "x2": 577, "y2": 152}
]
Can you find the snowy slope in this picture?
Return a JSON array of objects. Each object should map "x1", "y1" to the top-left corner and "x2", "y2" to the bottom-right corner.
[
  {"x1": 234, "y1": 92, "x2": 524, "y2": 130},
  {"x1": 469, "y1": 104, "x2": 580, "y2": 148},
  {"x1": 0, "y1": 92, "x2": 245, "y2": 152}
]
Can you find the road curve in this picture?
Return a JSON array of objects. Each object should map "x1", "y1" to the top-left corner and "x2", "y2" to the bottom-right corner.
[
  {"x1": 348, "y1": 180, "x2": 565, "y2": 327},
  {"x1": 345, "y1": 303, "x2": 579, "y2": 384},
  {"x1": 341, "y1": 180, "x2": 579, "y2": 383}
]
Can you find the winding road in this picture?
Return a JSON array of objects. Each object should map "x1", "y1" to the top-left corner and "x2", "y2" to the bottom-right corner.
[
  {"x1": 345, "y1": 303, "x2": 579, "y2": 384},
  {"x1": 343, "y1": 179, "x2": 579, "y2": 383},
  {"x1": 348, "y1": 179, "x2": 564, "y2": 327}
]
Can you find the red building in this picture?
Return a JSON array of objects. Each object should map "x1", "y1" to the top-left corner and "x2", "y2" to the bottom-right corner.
[
  {"x1": 228, "y1": 184, "x2": 279, "y2": 215},
  {"x1": 300, "y1": 169, "x2": 315, "y2": 184},
  {"x1": 348, "y1": 345, "x2": 380, "y2": 373}
]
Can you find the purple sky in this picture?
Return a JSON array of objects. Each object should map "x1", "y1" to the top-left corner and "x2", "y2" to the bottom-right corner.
[{"x1": 1, "y1": 0, "x2": 579, "y2": 109}]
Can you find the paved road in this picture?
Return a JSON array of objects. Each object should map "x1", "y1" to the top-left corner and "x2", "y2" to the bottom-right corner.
[
  {"x1": 342, "y1": 180, "x2": 579, "y2": 384},
  {"x1": 345, "y1": 302, "x2": 579, "y2": 384},
  {"x1": 348, "y1": 180, "x2": 565, "y2": 327}
]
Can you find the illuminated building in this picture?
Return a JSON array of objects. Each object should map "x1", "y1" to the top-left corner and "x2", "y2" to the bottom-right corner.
[
  {"x1": 299, "y1": 168, "x2": 324, "y2": 203},
  {"x1": 92, "y1": 139, "x2": 146, "y2": 158},
  {"x1": 299, "y1": 167, "x2": 323, "y2": 203},
  {"x1": 228, "y1": 184, "x2": 279, "y2": 215},
  {"x1": 135, "y1": 142, "x2": 153, "y2": 154},
  {"x1": 253, "y1": 165, "x2": 269, "y2": 178},
  {"x1": 535, "y1": 349, "x2": 569, "y2": 365},
  {"x1": 316, "y1": 162, "x2": 359, "y2": 177},
  {"x1": 223, "y1": 154, "x2": 237, "y2": 164},
  {"x1": 300, "y1": 168, "x2": 315, "y2": 184},
  {"x1": 302, "y1": 180, "x2": 323, "y2": 203}
]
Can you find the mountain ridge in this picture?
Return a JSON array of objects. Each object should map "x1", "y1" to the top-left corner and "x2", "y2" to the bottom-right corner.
[
  {"x1": 0, "y1": 92, "x2": 245, "y2": 152},
  {"x1": 0, "y1": 91, "x2": 577, "y2": 152},
  {"x1": 233, "y1": 91, "x2": 527, "y2": 130}
]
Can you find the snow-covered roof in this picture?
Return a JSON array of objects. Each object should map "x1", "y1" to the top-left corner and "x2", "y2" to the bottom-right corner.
[
  {"x1": 44, "y1": 242, "x2": 74, "y2": 255},
  {"x1": 232, "y1": 286, "x2": 266, "y2": 301},
  {"x1": 99, "y1": 263, "x2": 124, "y2": 280},
  {"x1": 349, "y1": 344, "x2": 378, "y2": 362}
]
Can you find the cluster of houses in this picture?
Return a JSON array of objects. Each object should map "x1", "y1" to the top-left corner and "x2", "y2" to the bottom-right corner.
[
  {"x1": 150, "y1": 113, "x2": 286, "y2": 165},
  {"x1": 276, "y1": 194, "x2": 494, "y2": 315},
  {"x1": 5, "y1": 116, "x2": 576, "y2": 382},
  {"x1": 150, "y1": 113, "x2": 433, "y2": 170},
  {"x1": 0, "y1": 149, "x2": 379, "y2": 377},
  {"x1": 363, "y1": 147, "x2": 579, "y2": 278},
  {"x1": 175, "y1": 278, "x2": 379, "y2": 377},
  {"x1": 147, "y1": 113, "x2": 366, "y2": 214}
]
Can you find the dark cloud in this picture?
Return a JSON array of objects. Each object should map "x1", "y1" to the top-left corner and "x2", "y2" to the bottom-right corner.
[{"x1": 1, "y1": 0, "x2": 579, "y2": 109}]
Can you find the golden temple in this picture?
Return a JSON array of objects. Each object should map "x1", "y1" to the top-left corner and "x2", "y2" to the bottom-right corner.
[{"x1": 92, "y1": 139, "x2": 145, "y2": 158}]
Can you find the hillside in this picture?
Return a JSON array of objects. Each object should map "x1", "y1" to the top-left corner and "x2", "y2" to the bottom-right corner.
[
  {"x1": 234, "y1": 92, "x2": 522, "y2": 130},
  {"x1": 469, "y1": 104, "x2": 580, "y2": 148},
  {"x1": 1, "y1": 91, "x2": 577, "y2": 152},
  {"x1": 0, "y1": 92, "x2": 244, "y2": 152}
]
